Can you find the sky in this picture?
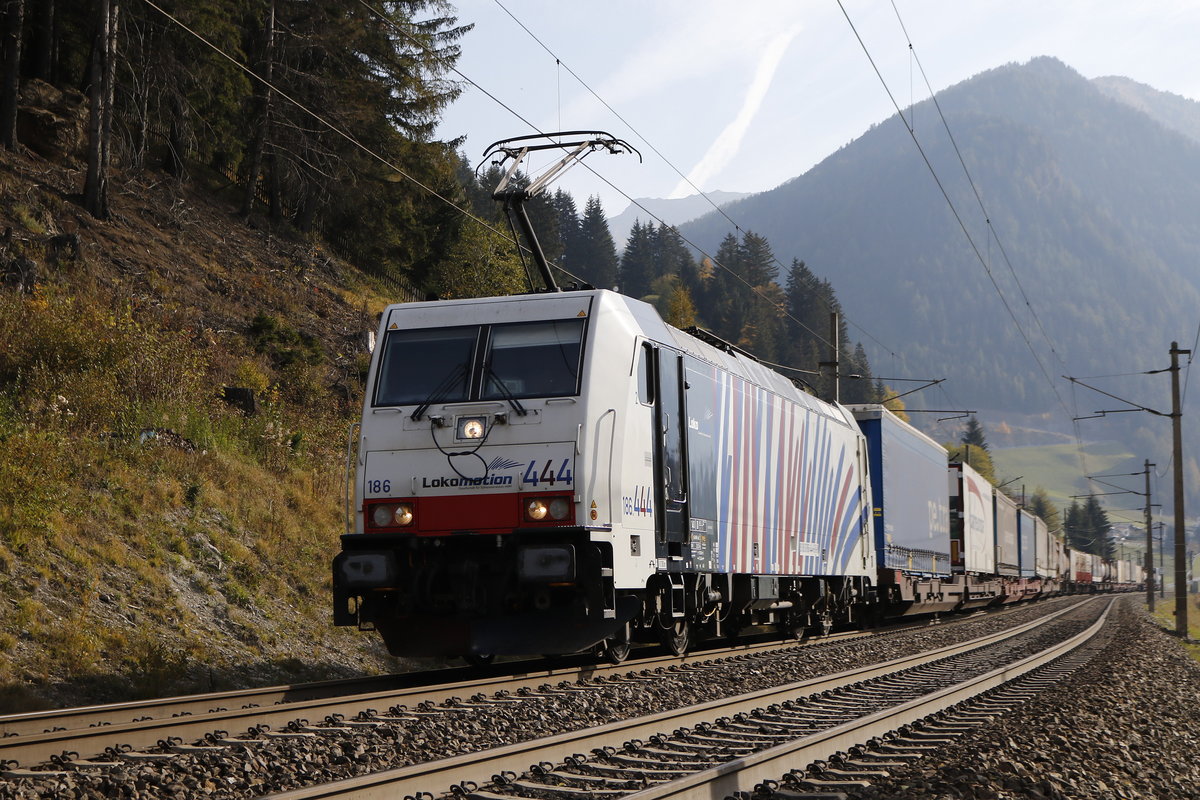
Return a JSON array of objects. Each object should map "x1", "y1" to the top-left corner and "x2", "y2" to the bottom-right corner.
[{"x1": 435, "y1": 0, "x2": 1200, "y2": 218}]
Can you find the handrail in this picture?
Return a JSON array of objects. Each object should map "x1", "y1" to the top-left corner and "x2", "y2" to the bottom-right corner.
[{"x1": 343, "y1": 422, "x2": 361, "y2": 535}]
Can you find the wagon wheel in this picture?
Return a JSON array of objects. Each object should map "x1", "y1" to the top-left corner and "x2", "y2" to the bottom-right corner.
[{"x1": 778, "y1": 608, "x2": 808, "y2": 641}]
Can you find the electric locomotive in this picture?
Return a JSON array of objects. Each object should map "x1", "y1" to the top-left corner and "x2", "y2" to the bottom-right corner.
[{"x1": 332, "y1": 289, "x2": 877, "y2": 659}]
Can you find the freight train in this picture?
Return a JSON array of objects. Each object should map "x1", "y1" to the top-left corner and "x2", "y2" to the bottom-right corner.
[{"x1": 331, "y1": 289, "x2": 1142, "y2": 662}]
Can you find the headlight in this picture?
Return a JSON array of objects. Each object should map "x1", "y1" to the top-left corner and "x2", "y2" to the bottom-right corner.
[
  {"x1": 456, "y1": 416, "x2": 487, "y2": 440},
  {"x1": 547, "y1": 497, "x2": 570, "y2": 520},
  {"x1": 523, "y1": 495, "x2": 573, "y2": 523},
  {"x1": 526, "y1": 498, "x2": 548, "y2": 521},
  {"x1": 369, "y1": 502, "x2": 414, "y2": 529}
]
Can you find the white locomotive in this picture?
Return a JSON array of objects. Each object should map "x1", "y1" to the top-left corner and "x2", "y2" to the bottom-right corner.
[{"x1": 333, "y1": 289, "x2": 877, "y2": 660}]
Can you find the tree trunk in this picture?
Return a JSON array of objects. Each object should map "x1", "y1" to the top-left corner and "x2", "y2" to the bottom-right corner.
[
  {"x1": 83, "y1": 0, "x2": 118, "y2": 219},
  {"x1": 267, "y1": 151, "x2": 283, "y2": 223},
  {"x1": 295, "y1": 183, "x2": 318, "y2": 232},
  {"x1": 0, "y1": 0, "x2": 24, "y2": 151},
  {"x1": 241, "y1": 0, "x2": 275, "y2": 218},
  {"x1": 28, "y1": 0, "x2": 48, "y2": 81}
]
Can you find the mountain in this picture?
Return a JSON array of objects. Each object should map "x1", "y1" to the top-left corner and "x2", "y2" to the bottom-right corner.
[
  {"x1": 1093, "y1": 76, "x2": 1200, "y2": 145},
  {"x1": 679, "y1": 57, "x2": 1200, "y2": 506},
  {"x1": 607, "y1": 191, "x2": 750, "y2": 249}
]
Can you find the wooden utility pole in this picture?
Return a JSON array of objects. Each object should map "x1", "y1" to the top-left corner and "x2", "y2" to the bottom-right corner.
[
  {"x1": 1145, "y1": 459, "x2": 1155, "y2": 612},
  {"x1": 1170, "y1": 342, "x2": 1190, "y2": 638}
]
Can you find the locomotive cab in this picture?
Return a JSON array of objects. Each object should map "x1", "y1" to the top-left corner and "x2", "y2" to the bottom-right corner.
[{"x1": 334, "y1": 291, "x2": 645, "y2": 657}]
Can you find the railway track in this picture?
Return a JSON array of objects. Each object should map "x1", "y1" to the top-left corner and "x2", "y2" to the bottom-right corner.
[
  {"x1": 0, "y1": 597, "x2": 1096, "y2": 798},
  {"x1": 0, "y1": 614, "x2": 941, "y2": 769},
  {"x1": 257, "y1": 597, "x2": 1108, "y2": 800}
]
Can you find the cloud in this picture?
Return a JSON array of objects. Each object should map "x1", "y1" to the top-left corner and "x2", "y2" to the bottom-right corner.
[{"x1": 670, "y1": 26, "x2": 801, "y2": 198}]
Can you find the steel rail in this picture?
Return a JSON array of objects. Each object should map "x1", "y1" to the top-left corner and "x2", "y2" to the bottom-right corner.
[
  {"x1": 0, "y1": 599, "x2": 1031, "y2": 739},
  {"x1": 0, "y1": 622, "x2": 889, "y2": 765},
  {"x1": 258, "y1": 598, "x2": 1097, "y2": 799},
  {"x1": 621, "y1": 597, "x2": 1114, "y2": 800}
]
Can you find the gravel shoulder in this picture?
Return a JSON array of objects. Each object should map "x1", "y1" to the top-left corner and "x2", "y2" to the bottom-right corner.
[{"x1": 844, "y1": 596, "x2": 1200, "y2": 800}]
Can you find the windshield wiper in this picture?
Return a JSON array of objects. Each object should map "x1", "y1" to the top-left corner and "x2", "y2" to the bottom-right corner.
[
  {"x1": 484, "y1": 366, "x2": 528, "y2": 417},
  {"x1": 411, "y1": 363, "x2": 467, "y2": 422}
]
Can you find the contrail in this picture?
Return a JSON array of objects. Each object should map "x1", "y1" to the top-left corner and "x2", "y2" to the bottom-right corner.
[{"x1": 671, "y1": 27, "x2": 800, "y2": 198}]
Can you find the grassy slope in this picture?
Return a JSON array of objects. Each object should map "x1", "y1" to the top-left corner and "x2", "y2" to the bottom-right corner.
[
  {"x1": 991, "y1": 441, "x2": 1142, "y2": 514},
  {"x1": 0, "y1": 147, "x2": 409, "y2": 711}
]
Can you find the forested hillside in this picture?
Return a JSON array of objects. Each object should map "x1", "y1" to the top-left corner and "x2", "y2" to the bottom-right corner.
[
  {"x1": 680, "y1": 57, "x2": 1200, "y2": 503},
  {"x1": 1094, "y1": 75, "x2": 1200, "y2": 146}
]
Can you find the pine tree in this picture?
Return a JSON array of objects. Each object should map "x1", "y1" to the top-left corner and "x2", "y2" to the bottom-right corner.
[
  {"x1": 961, "y1": 417, "x2": 990, "y2": 452},
  {"x1": 574, "y1": 195, "x2": 618, "y2": 289},
  {"x1": 708, "y1": 233, "x2": 745, "y2": 342},
  {"x1": 552, "y1": 189, "x2": 582, "y2": 276},
  {"x1": 841, "y1": 342, "x2": 874, "y2": 403},
  {"x1": 1083, "y1": 495, "x2": 1113, "y2": 557},
  {"x1": 1065, "y1": 497, "x2": 1112, "y2": 556},
  {"x1": 619, "y1": 219, "x2": 656, "y2": 298},
  {"x1": 655, "y1": 224, "x2": 700, "y2": 291},
  {"x1": 1064, "y1": 501, "x2": 1086, "y2": 550}
]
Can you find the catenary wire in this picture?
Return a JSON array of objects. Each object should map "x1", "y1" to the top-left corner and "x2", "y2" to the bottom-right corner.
[
  {"x1": 838, "y1": 0, "x2": 1098, "y2": 497},
  {"x1": 354, "y1": 0, "x2": 894, "y2": 363},
  {"x1": 888, "y1": 0, "x2": 1066, "y2": 371},
  {"x1": 486, "y1": 0, "x2": 905, "y2": 362},
  {"x1": 837, "y1": 0, "x2": 1069, "y2": 418}
]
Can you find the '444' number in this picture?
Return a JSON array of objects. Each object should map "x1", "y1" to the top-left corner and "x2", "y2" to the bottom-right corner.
[{"x1": 524, "y1": 458, "x2": 573, "y2": 486}]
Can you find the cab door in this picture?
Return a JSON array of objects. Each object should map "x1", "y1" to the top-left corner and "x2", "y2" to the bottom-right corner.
[{"x1": 652, "y1": 346, "x2": 689, "y2": 563}]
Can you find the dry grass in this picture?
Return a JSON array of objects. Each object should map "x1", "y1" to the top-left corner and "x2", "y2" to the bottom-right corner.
[
  {"x1": 1143, "y1": 595, "x2": 1200, "y2": 662},
  {"x1": 0, "y1": 148, "x2": 405, "y2": 709}
]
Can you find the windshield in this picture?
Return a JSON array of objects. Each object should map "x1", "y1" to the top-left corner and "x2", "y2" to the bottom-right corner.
[
  {"x1": 483, "y1": 319, "x2": 584, "y2": 400},
  {"x1": 374, "y1": 326, "x2": 477, "y2": 407},
  {"x1": 373, "y1": 318, "x2": 586, "y2": 407}
]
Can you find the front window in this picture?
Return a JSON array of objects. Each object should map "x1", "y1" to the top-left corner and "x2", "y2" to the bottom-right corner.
[
  {"x1": 373, "y1": 318, "x2": 585, "y2": 407},
  {"x1": 374, "y1": 326, "x2": 477, "y2": 407},
  {"x1": 483, "y1": 320, "x2": 584, "y2": 400}
]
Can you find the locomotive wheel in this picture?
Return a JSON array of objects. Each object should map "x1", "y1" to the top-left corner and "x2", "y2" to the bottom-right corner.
[
  {"x1": 602, "y1": 623, "x2": 632, "y2": 664},
  {"x1": 463, "y1": 653, "x2": 495, "y2": 666},
  {"x1": 661, "y1": 619, "x2": 690, "y2": 657}
]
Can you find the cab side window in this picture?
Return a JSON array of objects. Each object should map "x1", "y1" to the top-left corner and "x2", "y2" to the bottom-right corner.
[{"x1": 637, "y1": 342, "x2": 655, "y2": 405}]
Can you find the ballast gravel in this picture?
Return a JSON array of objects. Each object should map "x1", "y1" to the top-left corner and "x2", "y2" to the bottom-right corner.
[
  {"x1": 0, "y1": 597, "x2": 1171, "y2": 800},
  {"x1": 835, "y1": 599, "x2": 1200, "y2": 800}
]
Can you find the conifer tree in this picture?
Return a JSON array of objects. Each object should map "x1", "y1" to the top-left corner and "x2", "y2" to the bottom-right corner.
[
  {"x1": 575, "y1": 195, "x2": 618, "y2": 289},
  {"x1": 961, "y1": 416, "x2": 990, "y2": 452},
  {"x1": 619, "y1": 220, "x2": 657, "y2": 298},
  {"x1": 552, "y1": 189, "x2": 582, "y2": 276}
]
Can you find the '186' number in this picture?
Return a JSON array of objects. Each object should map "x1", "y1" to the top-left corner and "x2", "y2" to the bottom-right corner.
[{"x1": 366, "y1": 479, "x2": 391, "y2": 494}]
